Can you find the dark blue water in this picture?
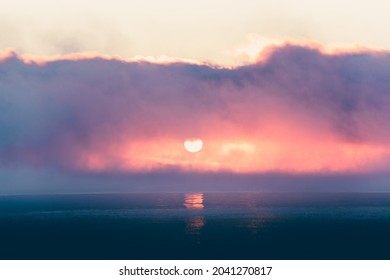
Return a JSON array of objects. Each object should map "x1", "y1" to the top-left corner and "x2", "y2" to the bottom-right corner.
[{"x1": 1, "y1": 192, "x2": 390, "y2": 259}]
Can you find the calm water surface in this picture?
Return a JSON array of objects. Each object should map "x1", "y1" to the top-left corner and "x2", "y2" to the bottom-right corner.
[{"x1": 1, "y1": 192, "x2": 390, "y2": 259}]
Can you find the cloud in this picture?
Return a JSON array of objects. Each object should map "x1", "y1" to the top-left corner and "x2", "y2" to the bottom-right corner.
[{"x1": 1, "y1": 44, "x2": 390, "y2": 174}]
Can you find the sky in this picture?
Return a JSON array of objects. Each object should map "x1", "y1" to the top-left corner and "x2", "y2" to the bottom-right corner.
[
  {"x1": 2, "y1": 0, "x2": 390, "y2": 65},
  {"x1": 1, "y1": 1, "x2": 390, "y2": 193}
]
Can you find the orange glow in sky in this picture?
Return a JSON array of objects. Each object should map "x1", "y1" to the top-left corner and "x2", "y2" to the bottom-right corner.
[{"x1": 76, "y1": 137, "x2": 389, "y2": 174}]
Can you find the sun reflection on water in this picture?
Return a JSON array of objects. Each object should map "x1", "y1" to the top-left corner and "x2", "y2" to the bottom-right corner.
[
  {"x1": 184, "y1": 193, "x2": 204, "y2": 209},
  {"x1": 184, "y1": 193, "x2": 205, "y2": 237},
  {"x1": 185, "y1": 216, "x2": 205, "y2": 235}
]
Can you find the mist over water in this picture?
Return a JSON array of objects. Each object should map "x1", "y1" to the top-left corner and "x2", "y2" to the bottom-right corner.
[{"x1": 1, "y1": 192, "x2": 390, "y2": 259}]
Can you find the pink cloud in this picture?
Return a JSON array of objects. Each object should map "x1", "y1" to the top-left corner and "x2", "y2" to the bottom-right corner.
[{"x1": 1, "y1": 44, "x2": 390, "y2": 173}]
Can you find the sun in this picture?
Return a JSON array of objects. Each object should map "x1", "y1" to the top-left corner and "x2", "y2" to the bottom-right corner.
[{"x1": 184, "y1": 138, "x2": 203, "y2": 153}]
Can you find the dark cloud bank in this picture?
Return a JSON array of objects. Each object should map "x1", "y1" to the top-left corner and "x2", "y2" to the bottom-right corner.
[{"x1": 1, "y1": 45, "x2": 390, "y2": 193}]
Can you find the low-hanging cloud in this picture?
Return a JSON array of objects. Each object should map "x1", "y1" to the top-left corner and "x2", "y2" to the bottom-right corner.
[{"x1": 1, "y1": 44, "x2": 390, "y2": 174}]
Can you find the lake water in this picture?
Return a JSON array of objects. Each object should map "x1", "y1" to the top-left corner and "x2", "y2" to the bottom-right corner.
[{"x1": 1, "y1": 192, "x2": 390, "y2": 259}]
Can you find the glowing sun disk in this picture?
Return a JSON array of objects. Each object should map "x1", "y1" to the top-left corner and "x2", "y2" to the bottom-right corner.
[{"x1": 184, "y1": 138, "x2": 203, "y2": 153}]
